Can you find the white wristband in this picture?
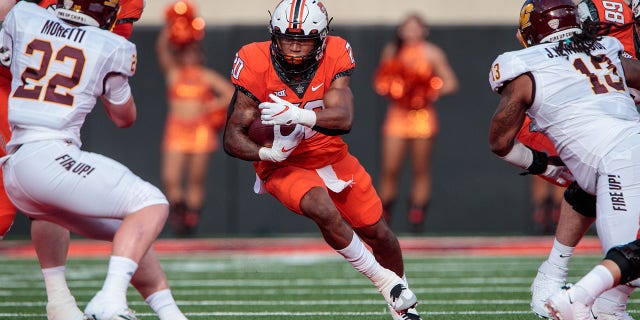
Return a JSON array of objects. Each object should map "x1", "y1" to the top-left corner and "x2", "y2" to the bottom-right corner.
[
  {"x1": 499, "y1": 140, "x2": 533, "y2": 169},
  {"x1": 298, "y1": 109, "x2": 317, "y2": 127}
]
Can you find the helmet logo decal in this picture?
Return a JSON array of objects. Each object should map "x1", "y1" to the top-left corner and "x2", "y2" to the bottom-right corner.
[
  {"x1": 519, "y1": 3, "x2": 534, "y2": 29},
  {"x1": 103, "y1": 0, "x2": 118, "y2": 8},
  {"x1": 548, "y1": 19, "x2": 560, "y2": 30},
  {"x1": 63, "y1": 0, "x2": 73, "y2": 9}
]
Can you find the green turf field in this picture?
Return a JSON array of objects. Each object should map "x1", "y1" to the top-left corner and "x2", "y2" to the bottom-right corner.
[{"x1": 0, "y1": 254, "x2": 637, "y2": 319}]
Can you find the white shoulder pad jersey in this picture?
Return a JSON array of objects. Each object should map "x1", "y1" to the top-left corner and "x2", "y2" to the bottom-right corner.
[
  {"x1": 0, "y1": 1, "x2": 137, "y2": 148},
  {"x1": 488, "y1": 36, "x2": 640, "y2": 194}
]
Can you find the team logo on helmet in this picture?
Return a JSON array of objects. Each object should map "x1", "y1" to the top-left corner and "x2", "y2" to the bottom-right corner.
[{"x1": 520, "y1": 3, "x2": 533, "y2": 30}]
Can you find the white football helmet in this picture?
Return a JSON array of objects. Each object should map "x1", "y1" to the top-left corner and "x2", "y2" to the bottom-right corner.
[{"x1": 269, "y1": 0, "x2": 329, "y2": 74}]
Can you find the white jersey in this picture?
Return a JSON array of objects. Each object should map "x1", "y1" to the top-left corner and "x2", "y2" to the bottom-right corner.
[
  {"x1": 489, "y1": 36, "x2": 640, "y2": 194},
  {"x1": 0, "y1": 1, "x2": 136, "y2": 149}
]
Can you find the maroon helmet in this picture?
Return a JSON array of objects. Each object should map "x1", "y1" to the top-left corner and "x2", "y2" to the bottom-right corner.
[
  {"x1": 517, "y1": 0, "x2": 581, "y2": 47},
  {"x1": 56, "y1": 0, "x2": 120, "y2": 30}
]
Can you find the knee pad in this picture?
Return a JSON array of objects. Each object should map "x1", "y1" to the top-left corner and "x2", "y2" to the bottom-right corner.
[
  {"x1": 605, "y1": 239, "x2": 640, "y2": 284},
  {"x1": 563, "y1": 181, "x2": 596, "y2": 218}
]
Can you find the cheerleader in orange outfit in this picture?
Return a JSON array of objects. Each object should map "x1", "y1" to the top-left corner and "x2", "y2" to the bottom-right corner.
[
  {"x1": 374, "y1": 14, "x2": 458, "y2": 232},
  {"x1": 157, "y1": 1, "x2": 234, "y2": 236}
]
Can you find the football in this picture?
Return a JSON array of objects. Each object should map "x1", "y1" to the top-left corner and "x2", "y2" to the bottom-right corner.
[{"x1": 248, "y1": 118, "x2": 296, "y2": 147}]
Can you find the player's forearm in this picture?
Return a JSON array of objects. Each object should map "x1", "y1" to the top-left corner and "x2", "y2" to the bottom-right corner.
[
  {"x1": 314, "y1": 87, "x2": 353, "y2": 133},
  {"x1": 313, "y1": 107, "x2": 352, "y2": 134},
  {"x1": 223, "y1": 129, "x2": 261, "y2": 161}
]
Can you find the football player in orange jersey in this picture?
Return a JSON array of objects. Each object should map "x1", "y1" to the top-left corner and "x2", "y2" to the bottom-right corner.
[
  {"x1": 223, "y1": 1, "x2": 421, "y2": 319},
  {"x1": 0, "y1": 1, "x2": 188, "y2": 320},
  {"x1": 516, "y1": 0, "x2": 639, "y2": 318}
]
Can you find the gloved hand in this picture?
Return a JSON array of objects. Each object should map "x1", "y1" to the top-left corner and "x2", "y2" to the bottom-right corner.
[
  {"x1": 260, "y1": 93, "x2": 317, "y2": 127},
  {"x1": 258, "y1": 123, "x2": 305, "y2": 162},
  {"x1": 0, "y1": 47, "x2": 11, "y2": 68},
  {"x1": 520, "y1": 151, "x2": 574, "y2": 186},
  {"x1": 539, "y1": 156, "x2": 574, "y2": 186}
]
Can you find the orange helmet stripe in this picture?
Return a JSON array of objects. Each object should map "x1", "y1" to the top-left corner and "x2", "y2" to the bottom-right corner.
[{"x1": 288, "y1": 0, "x2": 307, "y2": 30}]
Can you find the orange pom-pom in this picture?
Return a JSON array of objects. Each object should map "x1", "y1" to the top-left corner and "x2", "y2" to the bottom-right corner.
[
  {"x1": 373, "y1": 58, "x2": 441, "y2": 109},
  {"x1": 165, "y1": 1, "x2": 205, "y2": 46}
]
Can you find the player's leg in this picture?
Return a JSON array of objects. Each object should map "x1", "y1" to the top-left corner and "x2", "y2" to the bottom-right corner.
[
  {"x1": 330, "y1": 154, "x2": 419, "y2": 313},
  {"x1": 264, "y1": 164, "x2": 417, "y2": 313},
  {"x1": 407, "y1": 136, "x2": 435, "y2": 231},
  {"x1": 378, "y1": 134, "x2": 408, "y2": 224},
  {"x1": 530, "y1": 181, "x2": 596, "y2": 318},
  {"x1": 42, "y1": 215, "x2": 187, "y2": 320},
  {"x1": 547, "y1": 138, "x2": 640, "y2": 319},
  {"x1": 183, "y1": 151, "x2": 211, "y2": 235},
  {"x1": 130, "y1": 249, "x2": 187, "y2": 320},
  {"x1": 30, "y1": 220, "x2": 86, "y2": 320}
]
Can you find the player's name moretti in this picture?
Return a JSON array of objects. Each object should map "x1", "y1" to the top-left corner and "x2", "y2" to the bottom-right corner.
[
  {"x1": 40, "y1": 19, "x2": 87, "y2": 43},
  {"x1": 544, "y1": 41, "x2": 607, "y2": 59}
]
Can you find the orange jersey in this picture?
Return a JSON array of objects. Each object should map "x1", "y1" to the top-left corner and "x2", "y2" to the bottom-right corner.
[
  {"x1": 580, "y1": 0, "x2": 636, "y2": 58},
  {"x1": 231, "y1": 36, "x2": 356, "y2": 177}
]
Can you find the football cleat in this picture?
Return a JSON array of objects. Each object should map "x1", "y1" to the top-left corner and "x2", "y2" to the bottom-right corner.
[
  {"x1": 592, "y1": 296, "x2": 635, "y2": 320},
  {"x1": 388, "y1": 304, "x2": 422, "y2": 320},
  {"x1": 374, "y1": 269, "x2": 418, "y2": 312},
  {"x1": 546, "y1": 288, "x2": 596, "y2": 320},
  {"x1": 84, "y1": 290, "x2": 135, "y2": 320},
  {"x1": 85, "y1": 308, "x2": 137, "y2": 320},
  {"x1": 531, "y1": 262, "x2": 568, "y2": 318},
  {"x1": 46, "y1": 295, "x2": 88, "y2": 320}
]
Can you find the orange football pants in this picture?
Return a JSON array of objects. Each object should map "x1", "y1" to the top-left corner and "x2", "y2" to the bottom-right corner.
[{"x1": 263, "y1": 154, "x2": 383, "y2": 228}]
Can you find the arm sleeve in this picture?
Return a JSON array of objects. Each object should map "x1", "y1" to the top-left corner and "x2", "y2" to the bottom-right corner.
[{"x1": 103, "y1": 73, "x2": 131, "y2": 105}]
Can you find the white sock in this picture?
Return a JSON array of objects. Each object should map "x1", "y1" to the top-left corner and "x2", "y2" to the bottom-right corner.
[
  {"x1": 100, "y1": 256, "x2": 138, "y2": 301},
  {"x1": 336, "y1": 232, "x2": 382, "y2": 279},
  {"x1": 145, "y1": 289, "x2": 187, "y2": 320},
  {"x1": 547, "y1": 238, "x2": 573, "y2": 271},
  {"x1": 573, "y1": 265, "x2": 615, "y2": 305},
  {"x1": 42, "y1": 266, "x2": 73, "y2": 302}
]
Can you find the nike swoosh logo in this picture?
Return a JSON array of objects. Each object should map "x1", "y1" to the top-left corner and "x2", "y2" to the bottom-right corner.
[
  {"x1": 311, "y1": 83, "x2": 324, "y2": 91},
  {"x1": 273, "y1": 105, "x2": 289, "y2": 117},
  {"x1": 559, "y1": 253, "x2": 572, "y2": 258},
  {"x1": 281, "y1": 146, "x2": 295, "y2": 153}
]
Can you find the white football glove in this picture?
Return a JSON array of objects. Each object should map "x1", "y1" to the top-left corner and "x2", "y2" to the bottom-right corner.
[
  {"x1": 540, "y1": 156, "x2": 575, "y2": 186},
  {"x1": 0, "y1": 47, "x2": 10, "y2": 68},
  {"x1": 258, "y1": 124, "x2": 305, "y2": 162},
  {"x1": 260, "y1": 93, "x2": 317, "y2": 127}
]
